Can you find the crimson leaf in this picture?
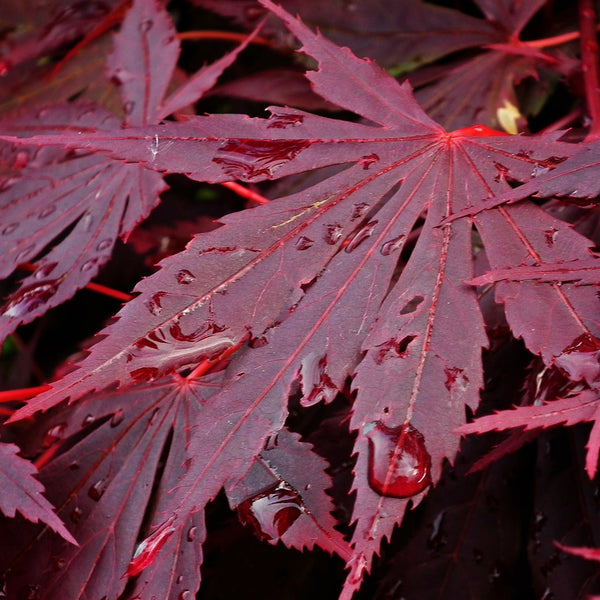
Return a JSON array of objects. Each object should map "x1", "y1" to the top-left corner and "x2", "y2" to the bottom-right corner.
[
  {"x1": 2, "y1": 1, "x2": 599, "y2": 597},
  {"x1": 0, "y1": 440, "x2": 75, "y2": 545}
]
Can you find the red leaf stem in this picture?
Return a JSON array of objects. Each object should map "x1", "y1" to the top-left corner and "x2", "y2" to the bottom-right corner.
[{"x1": 579, "y1": 0, "x2": 600, "y2": 139}]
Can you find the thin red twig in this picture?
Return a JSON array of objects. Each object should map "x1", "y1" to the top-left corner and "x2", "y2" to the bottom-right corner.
[
  {"x1": 579, "y1": 0, "x2": 600, "y2": 140},
  {"x1": 221, "y1": 182, "x2": 271, "y2": 205},
  {"x1": 177, "y1": 30, "x2": 272, "y2": 47},
  {"x1": 0, "y1": 384, "x2": 51, "y2": 403},
  {"x1": 186, "y1": 338, "x2": 247, "y2": 380}
]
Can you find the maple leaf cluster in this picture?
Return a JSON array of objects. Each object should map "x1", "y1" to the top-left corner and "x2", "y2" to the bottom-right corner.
[{"x1": 0, "y1": 0, "x2": 599, "y2": 598}]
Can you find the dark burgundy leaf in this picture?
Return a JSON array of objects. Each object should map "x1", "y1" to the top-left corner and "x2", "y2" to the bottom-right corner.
[{"x1": 0, "y1": 440, "x2": 75, "y2": 545}]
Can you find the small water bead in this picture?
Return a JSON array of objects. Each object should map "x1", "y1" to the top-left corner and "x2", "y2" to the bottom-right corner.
[
  {"x1": 2, "y1": 223, "x2": 18, "y2": 236},
  {"x1": 294, "y1": 235, "x2": 314, "y2": 250},
  {"x1": 237, "y1": 483, "x2": 303, "y2": 542},
  {"x1": 96, "y1": 239, "x2": 112, "y2": 252},
  {"x1": 365, "y1": 421, "x2": 431, "y2": 498},
  {"x1": 324, "y1": 223, "x2": 343, "y2": 245},
  {"x1": 110, "y1": 408, "x2": 124, "y2": 427},
  {"x1": 70, "y1": 506, "x2": 83, "y2": 523},
  {"x1": 175, "y1": 269, "x2": 195, "y2": 285},
  {"x1": 88, "y1": 478, "x2": 107, "y2": 501},
  {"x1": 351, "y1": 202, "x2": 370, "y2": 220},
  {"x1": 42, "y1": 423, "x2": 67, "y2": 447},
  {"x1": 38, "y1": 204, "x2": 57, "y2": 219},
  {"x1": 186, "y1": 526, "x2": 197, "y2": 542}
]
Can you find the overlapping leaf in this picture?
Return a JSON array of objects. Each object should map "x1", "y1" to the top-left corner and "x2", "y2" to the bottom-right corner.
[
  {"x1": 0, "y1": 440, "x2": 75, "y2": 545},
  {"x1": 1, "y1": 1, "x2": 599, "y2": 597},
  {"x1": 0, "y1": 0, "x2": 250, "y2": 345}
]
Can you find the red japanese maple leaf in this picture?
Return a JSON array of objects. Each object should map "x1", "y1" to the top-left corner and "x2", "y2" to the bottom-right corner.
[{"x1": 1, "y1": 1, "x2": 598, "y2": 597}]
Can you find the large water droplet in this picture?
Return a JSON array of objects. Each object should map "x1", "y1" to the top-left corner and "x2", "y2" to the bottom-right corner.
[
  {"x1": 294, "y1": 235, "x2": 314, "y2": 251},
  {"x1": 127, "y1": 515, "x2": 176, "y2": 577},
  {"x1": 364, "y1": 421, "x2": 431, "y2": 498},
  {"x1": 213, "y1": 139, "x2": 310, "y2": 180},
  {"x1": 555, "y1": 333, "x2": 600, "y2": 384},
  {"x1": 2, "y1": 281, "x2": 58, "y2": 318},
  {"x1": 88, "y1": 479, "x2": 107, "y2": 501},
  {"x1": 178, "y1": 591, "x2": 191, "y2": 600},
  {"x1": 176, "y1": 269, "x2": 195, "y2": 285},
  {"x1": 299, "y1": 353, "x2": 338, "y2": 406},
  {"x1": 344, "y1": 221, "x2": 378, "y2": 253},
  {"x1": 237, "y1": 483, "x2": 303, "y2": 542}
]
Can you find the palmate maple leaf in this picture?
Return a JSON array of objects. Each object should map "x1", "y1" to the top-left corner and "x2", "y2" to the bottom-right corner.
[
  {"x1": 0, "y1": 374, "x2": 346, "y2": 600},
  {"x1": 1, "y1": 1, "x2": 599, "y2": 597},
  {"x1": 0, "y1": 0, "x2": 251, "y2": 344}
]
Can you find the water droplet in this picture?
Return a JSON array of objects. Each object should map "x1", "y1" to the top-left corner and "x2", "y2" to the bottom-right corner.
[
  {"x1": 96, "y1": 239, "x2": 112, "y2": 252},
  {"x1": 344, "y1": 221, "x2": 377, "y2": 253},
  {"x1": 237, "y1": 483, "x2": 303, "y2": 542},
  {"x1": 42, "y1": 423, "x2": 67, "y2": 447},
  {"x1": 444, "y1": 367, "x2": 468, "y2": 392},
  {"x1": 473, "y1": 548, "x2": 484, "y2": 563},
  {"x1": 2, "y1": 281, "x2": 58, "y2": 318},
  {"x1": 324, "y1": 223, "x2": 343, "y2": 245},
  {"x1": 81, "y1": 414, "x2": 95, "y2": 427},
  {"x1": 139, "y1": 18, "x2": 153, "y2": 32},
  {"x1": 2, "y1": 223, "x2": 18, "y2": 236},
  {"x1": 186, "y1": 526, "x2": 197, "y2": 542},
  {"x1": 493, "y1": 162, "x2": 509, "y2": 182},
  {"x1": 38, "y1": 205, "x2": 56, "y2": 219},
  {"x1": 110, "y1": 409, "x2": 124, "y2": 427},
  {"x1": 88, "y1": 479, "x2": 107, "y2": 501},
  {"x1": 295, "y1": 235, "x2": 314, "y2": 250},
  {"x1": 176, "y1": 575, "x2": 183, "y2": 584},
  {"x1": 123, "y1": 100, "x2": 135, "y2": 115},
  {"x1": 130, "y1": 367, "x2": 159, "y2": 383},
  {"x1": 178, "y1": 591, "x2": 191, "y2": 600},
  {"x1": 555, "y1": 333, "x2": 600, "y2": 384},
  {"x1": 351, "y1": 202, "x2": 369, "y2": 220},
  {"x1": 13, "y1": 150, "x2": 29, "y2": 169},
  {"x1": 52, "y1": 556, "x2": 66, "y2": 571},
  {"x1": 267, "y1": 114, "x2": 304, "y2": 129},
  {"x1": 365, "y1": 421, "x2": 431, "y2": 498},
  {"x1": 358, "y1": 153, "x2": 379, "y2": 169},
  {"x1": 213, "y1": 139, "x2": 310, "y2": 180},
  {"x1": 16, "y1": 244, "x2": 36, "y2": 263},
  {"x1": 380, "y1": 235, "x2": 405, "y2": 256},
  {"x1": 176, "y1": 269, "x2": 195, "y2": 285},
  {"x1": 299, "y1": 352, "x2": 338, "y2": 406},
  {"x1": 544, "y1": 228, "x2": 558, "y2": 246},
  {"x1": 80, "y1": 258, "x2": 98, "y2": 272},
  {"x1": 34, "y1": 262, "x2": 58, "y2": 279},
  {"x1": 80, "y1": 213, "x2": 94, "y2": 231},
  {"x1": 145, "y1": 292, "x2": 166, "y2": 316},
  {"x1": 127, "y1": 515, "x2": 176, "y2": 577},
  {"x1": 70, "y1": 506, "x2": 83, "y2": 523}
]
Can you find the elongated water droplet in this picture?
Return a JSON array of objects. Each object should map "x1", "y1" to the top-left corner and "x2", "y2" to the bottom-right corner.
[
  {"x1": 380, "y1": 235, "x2": 405, "y2": 256},
  {"x1": 127, "y1": 515, "x2": 176, "y2": 577},
  {"x1": 88, "y1": 479, "x2": 107, "y2": 501},
  {"x1": 176, "y1": 269, "x2": 195, "y2": 285},
  {"x1": 267, "y1": 114, "x2": 304, "y2": 129},
  {"x1": 237, "y1": 483, "x2": 303, "y2": 542},
  {"x1": 2, "y1": 223, "x2": 18, "y2": 236},
  {"x1": 365, "y1": 421, "x2": 431, "y2": 498},
  {"x1": 2, "y1": 281, "x2": 58, "y2": 318},
  {"x1": 186, "y1": 526, "x2": 197, "y2": 542},
  {"x1": 178, "y1": 591, "x2": 191, "y2": 600},
  {"x1": 344, "y1": 221, "x2": 378, "y2": 253},
  {"x1": 38, "y1": 205, "x2": 57, "y2": 219},
  {"x1": 80, "y1": 258, "x2": 98, "y2": 272},
  {"x1": 96, "y1": 239, "x2": 112, "y2": 252},
  {"x1": 213, "y1": 139, "x2": 310, "y2": 180},
  {"x1": 299, "y1": 352, "x2": 337, "y2": 406},
  {"x1": 295, "y1": 235, "x2": 314, "y2": 250},
  {"x1": 34, "y1": 262, "x2": 58, "y2": 279}
]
